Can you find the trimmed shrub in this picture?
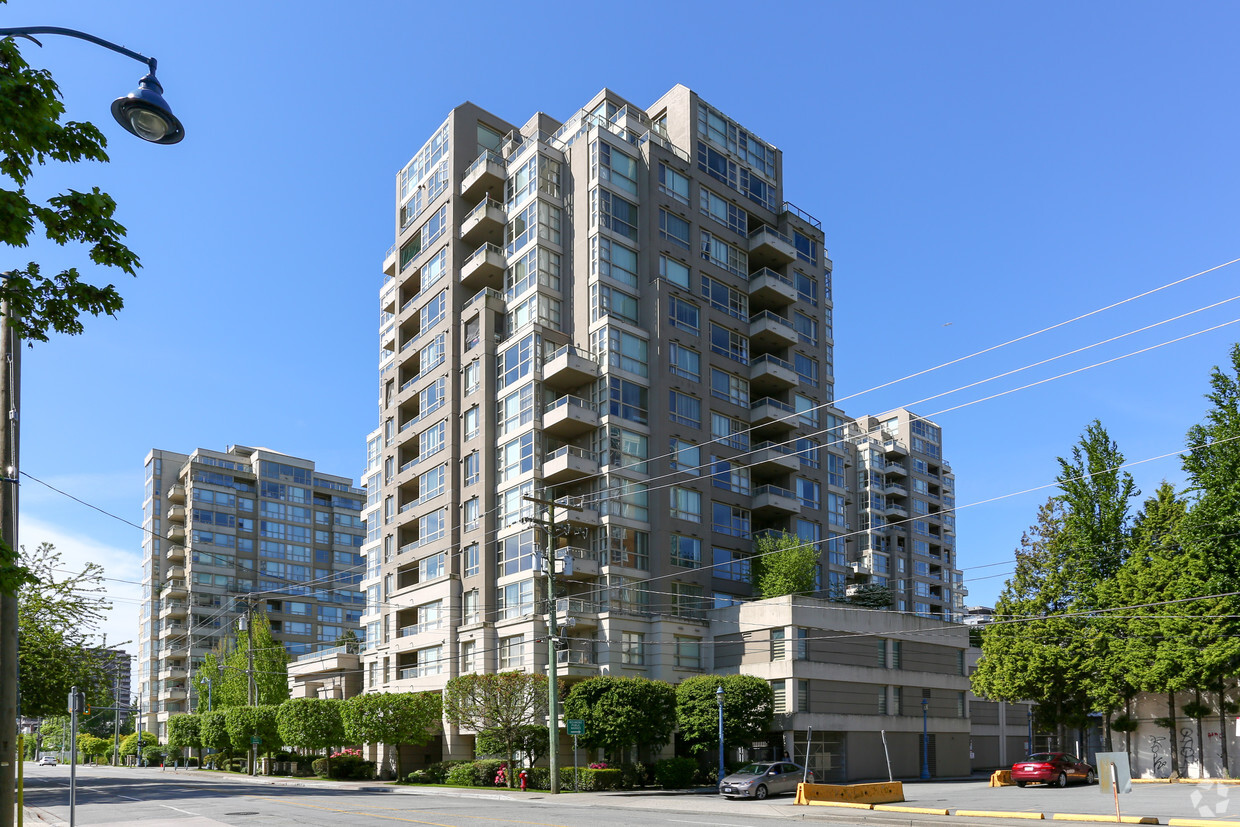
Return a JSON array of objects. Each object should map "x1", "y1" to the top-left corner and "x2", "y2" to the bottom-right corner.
[
  {"x1": 142, "y1": 745, "x2": 165, "y2": 765},
  {"x1": 653, "y1": 757, "x2": 697, "y2": 790},
  {"x1": 524, "y1": 766, "x2": 575, "y2": 790},
  {"x1": 311, "y1": 752, "x2": 375, "y2": 780},
  {"x1": 617, "y1": 761, "x2": 650, "y2": 789},
  {"x1": 577, "y1": 768, "x2": 623, "y2": 791},
  {"x1": 445, "y1": 762, "x2": 479, "y2": 786},
  {"x1": 407, "y1": 760, "x2": 464, "y2": 784}
]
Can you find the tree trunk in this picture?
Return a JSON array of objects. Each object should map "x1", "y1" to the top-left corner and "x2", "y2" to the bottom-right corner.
[
  {"x1": 1219, "y1": 680, "x2": 1230, "y2": 778},
  {"x1": 1196, "y1": 689, "x2": 1206, "y2": 779},
  {"x1": 1125, "y1": 699, "x2": 1134, "y2": 769},
  {"x1": 394, "y1": 741, "x2": 402, "y2": 781},
  {"x1": 1104, "y1": 715, "x2": 1113, "y2": 753},
  {"x1": 1168, "y1": 692, "x2": 1180, "y2": 779}
]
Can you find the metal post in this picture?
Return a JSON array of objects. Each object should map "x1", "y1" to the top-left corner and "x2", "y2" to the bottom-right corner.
[
  {"x1": 112, "y1": 661, "x2": 122, "y2": 766},
  {"x1": 921, "y1": 697, "x2": 930, "y2": 779},
  {"x1": 1, "y1": 304, "x2": 21, "y2": 827},
  {"x1": 1027, "y1": 708, "x2": 1033, "y2": 755},
  {"x1": 544, "y1": 502, "x2": 560, "y2": 795},
  {"x1": 69, "y1": 687, "x2": 79, "y2": 827},
  {"x1": 716, "y1": 686, "x2": 725, "y2": 788},
  {"x1": 804, "y1": 724, "x2": 814, "y2": 785}
]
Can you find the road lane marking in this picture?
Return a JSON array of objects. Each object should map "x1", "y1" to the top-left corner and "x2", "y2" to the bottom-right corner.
[
  {"x1": 347, "y1": 808, "x2": 573, "y2": 826},
  {"x1": 160, "y1": 804, "x2": 200, "y2": 816}
]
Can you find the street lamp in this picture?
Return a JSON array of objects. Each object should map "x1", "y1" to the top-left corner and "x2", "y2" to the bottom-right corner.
[
  {"x1": 920, "y1": 697, "x2": 930, "y2": 780},
  {"x1": 716, "y1": 686, "x2": 725, "y2": 788},
  {"x1": 0, "y1": 26, "x2": 185, "y2": 143}
]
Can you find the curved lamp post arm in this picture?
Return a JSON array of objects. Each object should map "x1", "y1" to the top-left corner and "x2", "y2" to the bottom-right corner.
[{"x1": 0, "y1": 26, "x2": 157, "y2": 72}]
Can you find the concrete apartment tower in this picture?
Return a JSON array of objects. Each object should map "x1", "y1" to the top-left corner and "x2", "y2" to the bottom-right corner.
[
  {"x1": 138, "y1": 445, "x2": 366, "y2": 739},
  {"x1": 362, "y1": 84, "x2": 963, "y2": 760}
]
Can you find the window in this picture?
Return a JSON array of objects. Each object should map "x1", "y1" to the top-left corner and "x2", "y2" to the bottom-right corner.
[
  {"x1": 712, "y1": 502, "x2": 751, "y2": 538},
  {"x1": 891, "y1": 640, "x2": 902, "y2": 669},
  {"x1": 498, "y1": 433, "x2": 536, "y2": 482},
  {"x1": 419, "y1": 291, "x2": 447, "y2": 331},
  {"x1": 593, "y1": 327, "x2": 649, "y2": 377},
  {"x1": 497, "y1": 579, "x2": 535, "y2": 620},
  {"x1": 713, "y1": 546, "x2": 750, "y2": 580},
  {"x1": 621, "y1": 632, "x2": 645, "y2": 665},
  {"x1": 594, "y1": 189, "x2": 639, "y2": 240},
  {"x1": 795, "y1": 394, "x2": 819, "y2": 427},
  {"x1": 700, "y1": 274, "x2": 748, "y2": 320},
  {"x1": 608, "y1": 378, "x2": 648, "y2": 423},
  {"x1": 418, "y1": 465, "x2": 446, "y2": 502},
  {"x1": 710, "y1": 368, "x2": 749, "y2": 406},
  {"x1": 497, "y1": 334, "x2": 538, "y2": 391},
  {"x1": 797, "y1": 438, "x2": 821, "y2": 469},
  {"x1": 595, "y1": 141, "x2": 639, "y2": 194},
  {"x1": 709, "y1": 323, "x2": 748, "y2": 364},
  {"x1": 463, "y1": 360, "x2": 480, "y2": 395},
  {"x1": 600, "y1": 477, "x2": 649, "y2": 521},
  {"x1": 506, "y1": 246, "x2": 562, "y2": 300},
  {"x1": 669, "y1": 438, "x2": 700, "y2": 475},
  {"x1": 668, "y1": 297, "x2": 700, "y2": 334},
  {"x1": 794, "y1": 353, "x2": 819, "y2": 388},
  {"x1": 659, "y1": 208, "x2": 690, "y2": 250},
  {"x1": 669, "y1": 343, "x2": 701, "y2": 381},
  {"x1": 464, "y1": 452, "x2": 480, "y2": 486},
  {"x1": 794, "y1": 311, "x2": 818, "y2": 346},
  {"x1": 461, "y1": 640, "x2": 477, "y2": 672},
  {"x1": 593, "y1": 236, "x2": 638, "y2": 288},
  {"x1": 505, "y1": 200, "x2": 561, "y2": 254},
  {"x1": 659, "y1": 255, "x2": 691, "y2": 289},
  {"x1": 497, "y1": 384, "x2": 535, "y2": 437},
  {"x1": 670, "y1": 487, "x2": 701, "y2": 522},
  {"x1": 464, "y1": 544, "x2": 480, "y2": 577},
  {"x1": 711, "y1": 413, "x2": 749, "y2": 450},
  {"x1": 419, "y1": 421, "x2": 446, "y2": 458},
  {"x1": 795, "y1": 271, "x2": 819, "y2": 307},
  {"x1": 669, "y1": 390, "x2": 701, "y2": 428},
  {"x1": 669, "y1": 534, "x2": 702, "y2": 568},
  {"x1": 418, "y1": 509, "x2": 446, "y2": 545},
  {"x1": 711, "y1": 455, "x2": 751, "y2": 494},
  {"x1": 796, "y1": 478, "x2": 821, "y2": 510},
  {"x1": 699, "y1": 187, "x2": 747, "y2": 236},
  {"x1": 497, "y1": 530, "x2": 537, "y2": 576},
  {"x1": 463, "y1": 497, "x2": 480, "y2": 531},
  {"x1": 603, "y1": 426, "x2": 648, "y2": 473},
  {"x1": 658, "y1": 163, "x2": 689, "y2": 204},
  {"x1": 674, "y1": 636, "x2": 701, "y2": 669},
  {"x1": 591, "y1": 283, "x2": 640, "y2": 325},
  {"x1": 499, "y1": 635, "x2": 525, "y2": 669},
  {"x1": 700, "y1": 230, "x2": 747, "y2": 277}
]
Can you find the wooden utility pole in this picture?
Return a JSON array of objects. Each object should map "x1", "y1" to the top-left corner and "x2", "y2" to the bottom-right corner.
[{"x1": 1, "y1": 305, "x2": 21, "y2": 827}]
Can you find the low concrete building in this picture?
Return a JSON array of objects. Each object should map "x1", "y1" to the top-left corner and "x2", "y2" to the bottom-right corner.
[{"x1": 287, "y1": 645, "x2": 362, "y2": 700}]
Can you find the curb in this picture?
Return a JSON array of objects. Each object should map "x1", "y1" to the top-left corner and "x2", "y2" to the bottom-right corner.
[
  {"x1": 955, "y1": 810, "x2": 1043, "y2": 820},
  {"x1": 1052, "y1": 815, "x2": 1158, "y2": 824}
]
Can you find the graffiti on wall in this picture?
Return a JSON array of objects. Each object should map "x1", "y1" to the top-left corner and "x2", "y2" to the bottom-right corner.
[
  {"x1": 1149, "y1": 735, "x2": 1168, "y2": 778},
  {"x1": 1181, "y1": 727, "x2": 1197, "y2": 777}
]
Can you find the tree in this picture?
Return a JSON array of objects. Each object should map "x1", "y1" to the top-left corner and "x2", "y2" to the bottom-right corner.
[
  {"x1": 276, "y1": 698, "x2": 345, "y2": 776},
  {"x1": 17, "y1": 543, "x2": 110, "y2": 716},
  {"x1": 200, "y1": 710, "x2": 231, "y2": 764},
  {"x1": 846, "y1": 583, "x2": 894, "y2": 609},
  {"x1": 119, "y1": 730, "x2": 158, "y2": 761},
  {"x1": 562, "y1": 676, "x2": 676, "y2": 762},
  {"x1": 0, "y1": 36, "x2": 142, "y2": 344},
  {"x1": 750, "y1": 531, "x2": 818, "y2": 600},
  {"x1": 342, "y1": 691, "x2": 441, "y2": 780},
  {"x1": 77, "y1": 733, "x2": 108, "y2": 764},
  {"x1": 475, "y1": 725, "x2": 548, "y2": 768},
  {"x1": 443, "y1": 672, "x2": 549, "y2": 786},
  {"x1": 190, "y1": 612, "x2": 289, "y2": 710},
  {"x1": 224, "y1": 705, "x2": 280, "y2": 767},
  {"x1": 38, "y1": 717, "x2": 68, "y2": 755},
  {"x1": 166, "y1": 714, "x2": 202, "y2": 764},
  {"x1": 675, "y1": 674, "x2": 773, "y2": 755}
]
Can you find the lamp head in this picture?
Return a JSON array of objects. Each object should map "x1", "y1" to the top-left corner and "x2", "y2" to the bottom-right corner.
[
  {"x1": 111, "y1": 72, "x2": 184, "y2": 144},
  {"x1": 716, "y1": 685, "x2": 724, "y2": 702}
]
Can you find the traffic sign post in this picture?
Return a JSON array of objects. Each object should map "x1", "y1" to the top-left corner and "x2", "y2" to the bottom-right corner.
[
  {"x1": 68, "y1": 687, "x2": 85, "y2": 826},
  {"x1": 566, "y1": 720, "x2": 584, "y2": 791}
]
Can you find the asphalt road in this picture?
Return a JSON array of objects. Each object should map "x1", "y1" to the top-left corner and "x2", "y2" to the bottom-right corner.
[{"x1": 18, "y1": 763, "x2": 1240, "y2": 826}]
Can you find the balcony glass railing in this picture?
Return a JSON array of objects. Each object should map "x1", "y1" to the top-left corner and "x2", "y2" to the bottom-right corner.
[
  {"x1": 398, "y1": 662, "x2": 443, "y2": 680},
  {"x1": 749, "y1": 225, "x2": 794, "y2": 247},
  {"x1": 749, "y1": 267, "x2": 793, "y2": 287},
  {"x1": 753, "y1": 440, "x2": 794, "y2": 456},
  {"x1": 750, "y1": 396, "x2": 794, "y2": 414},
  {"x1": 463, "y1": 150, "x2": 503, "y2": 181},
  {"x1": 463, "y1": 242, "x2": 505, "y2": 268},
  {"x1": 398, "y1": 618, "x2": 445, "y2": 637},
  {"x1": 556, "y1": 649, "x2": 597, "y2": 666},
  {"x1": 749, "y1": 310, "x2": 794, "y2": 330},
  {"x1": 462, "y1": 197, "x2": 504, "y2": 227},
  {"x1": 754, "y1": 484, "x2": 796, "y2": 500},
  {"x1": 555, "y1": 597, "x2": 600, "y2": 614},
  {"x1": 546, "y1": 445, "x2": 596, "y2": 463},
  {"x1": 751, "y1": 353, "x2": 794, "y2": 372},
  {"x1": 544, "y1": 395, "x2": 596, "y2": 416},
  {"x1": 545, "y1": 343, "x2": 598, "y2": 364}
]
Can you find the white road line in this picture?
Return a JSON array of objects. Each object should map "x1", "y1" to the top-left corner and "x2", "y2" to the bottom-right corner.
[
  {"x1": 160, "y1": 804, "x2": 200, "y2": 816},
  {"x1": 118, "y1": 795, "x2": 142, "y2": 801},
  {"x1": 669, "y1": 821, "x2": 730, "y2": 825}
]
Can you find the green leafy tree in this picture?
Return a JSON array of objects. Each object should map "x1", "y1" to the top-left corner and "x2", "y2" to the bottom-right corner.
[
  {"x1": 166, "y1": 714, "x2": 202, "y2": 764},
  {"x1": 562, "y1": 676, "x2": 676, "y2": 762},
  {"x1": 342, "y1": 691, "x2": 441, "y2": 779},
  {"x1": 17, "y1": 543, "x2": 111, "y2": 716},
  {"x1": 276, "y1": 698, "x2": 345, "y2": 776},
  {"x1": 847, "y1": 583, "x2": 894, "y2": 609},
  {"x1": 77, "y1": 733, "x2": 108, "y2": 763},
  {"x1": 443, "y1": 672, "x2": 549, "y2": 786},
  {"x1": 225, "y1": 705, "x2": 280, "y2": 768},
  {"x1": 199, "y1": 710, "x2": 231, "y2": 764},
  {"x1": 37, "y1": 716, "x2": 68, "y2": 754},
  {"x1": 0, "y1": 36, "x2": 142, "y2": 345},
  {"x1": 475, "y1": 725, "x2": 548, "y2": 768},
  {"x1": 190, "y1": 612, "x2": 289, "y2": 709},
  {"x1": 750, "y1": 531, "x2": 818, "y2": 599},
  {"x1": 675, "y1": 674, "x2": 773, "y2": 755},
  {"x1": 119, "y1": 730, "x2": 158, "y2": 762}
]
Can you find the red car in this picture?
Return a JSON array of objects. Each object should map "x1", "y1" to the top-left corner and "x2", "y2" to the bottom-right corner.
[{"x1": 1011, "y1": 753, "x2": 1096, "y2": 787}]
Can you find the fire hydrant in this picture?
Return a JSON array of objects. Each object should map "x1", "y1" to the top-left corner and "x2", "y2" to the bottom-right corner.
[{"x1": 519, "y1": 769, "x2": 528, "y2": 791}]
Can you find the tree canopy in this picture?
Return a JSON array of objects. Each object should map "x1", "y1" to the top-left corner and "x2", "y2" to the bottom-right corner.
[
  {"x1": 191, "y1": 611, "x2": 289, "y2": 710},
  {"x1": 276, "y1": 698, "x2": 345, "y2": 772},
  {"x1": 342, "y1": 691, "x2": 441, "y2": 779},
  {"x1": 562, "y1": 676, "x2": 676, "y2": 761},
  {"x1": 444, "y1": 672, "x2": 548, "y2": 784},
  {"x1": 675, "y1": 674, "x2": 773, "y2": 755},
  {"x1": 750, "y1": 531, "x2": 818, "y2": 600}
]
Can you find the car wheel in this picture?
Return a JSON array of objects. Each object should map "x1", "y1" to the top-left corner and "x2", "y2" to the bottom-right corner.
[
  {"x1": 1015, "y1": 780, "x2": 1027, "y2": 788},
  {"x1": 1056, "y1": 773, "x2": 1067, "y2": 788},
  {"x1": 754, "y1": 784, "x2": 768, "y2": 801},
  {"x1": 1086, "y1": 770, "x2": 1096, "y2": 785}
]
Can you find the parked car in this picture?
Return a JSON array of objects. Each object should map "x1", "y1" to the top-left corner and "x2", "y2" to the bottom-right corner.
[
  {"x1": 1011, "y1": 753, "x2": 1095, "y2": 787},
  {"x1": 720, "y1": 761, "x2": 813, "y2": 800},
  {"x1": 37, "y1": 756, "x2": 57, "y2": 766}
]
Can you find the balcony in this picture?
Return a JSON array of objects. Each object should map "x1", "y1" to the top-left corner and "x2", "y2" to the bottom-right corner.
[
  {"x1": 543, "y1": 446, "x2": 599, "y2": 485},
  {"x1": 555, "y1": 648, "x2": 599, "y2": 678},
  {"x1": 159, "y1": 600, "x2": 187, "y2": 619},
  {"x1": 159, "y1": 666, "x2": 187, "y2": 682},
  {"x1": 749, "y1": 397, "x2": 796, "y2": 431},
  {"x1": 459, "y1": 197, "x2": 505, "y2": 246},
  {"x1": 166, "y1": 544, "x2": 185, "y2": 563},
  {"x1": 884, "y1": 461, "x2": 908, "y2": 477},
  {"x1": 884, "y1": 482, "x2": 908, "y2": 498},
  {"x1": 460, "y1": 149, "x2": 505, "y2": 202},
  {"x1": 749, "y1": 354, "x2": 798, "y2": 393},
  {"x1": 752, "y1": 484, "x2": 799, "y2": 516},
  {"x1": 748, "y1": 267, "x2": 797, "y2": 309},
  {"x1": 166, "y1": 483, "x2": 186, "y2": 503},
  {"x1": 557, "y1": 547, "x2": 600, "y2": 581},
  {"x1": 397, "y1": 618, "x2": 446, "y2": 639},
  {"x1": 555, "y1": 597, "x2": 600, "y2": 629},
  {"x1": 542, "y1": 345, "x2": 600, "y2": 390},
  {"x1": 747, "y1": 225, "x2": 796, "y2": 268},
  {"x1": 883, "y1": 439, "x2": 909, "y2": 457},
  {"x1": 165, "y1": 565, "x2": 186, "y2": 581},
  {"x1": 164, "y1": 685, "x2": 187, "y2": 701},
  {"x1": 750, "y1": 441, "x2": 800, "y2": 476},
  {"x1": 748, "y1": 310, "x2": 798, "y2": 352},
  {"x1": 397, "y1": 663, "x2": 445, "y2": 681},
  {"x1": 542, "y1": 395, "x2": 600, "y2": 439},
  {"x1": 163, "y1": 579, "x2": 187, "y2": 599},
  {"x1": 166, "y1": 524, "x2": 185, "y2": 543},
  {"x1": 460, "y1": 242, "x2": 506, "y2": 291},
  {"x1": 166, "y1": 504, "x2": 186, "y2": 523},
  {"x1": 560, "y1": 504, "x2": 601, "y2": 529}
]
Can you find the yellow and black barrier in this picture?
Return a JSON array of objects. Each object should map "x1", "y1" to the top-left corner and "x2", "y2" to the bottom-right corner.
[{"x1": 795, "y1": 781, "x2": 904, "y2": 806}]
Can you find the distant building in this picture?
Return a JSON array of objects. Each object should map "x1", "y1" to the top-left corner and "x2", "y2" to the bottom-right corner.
[
  {"x1": 137, "y1": 445, "x2": 367, "y2": 739},
  {"x1": 94, "y1": 647, "x2": 133, "y2": 729},
  {"x1": 963, "y1": 606, "x2": 995, "y2": 627}
]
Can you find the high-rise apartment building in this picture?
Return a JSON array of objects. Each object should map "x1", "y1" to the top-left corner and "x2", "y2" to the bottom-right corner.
[
  {"x1": 138, "y1": 445, "x2": 366, "y2": 739},
  {"x1": 361, "y1": 85, "x2": 962, "y2": 757}
]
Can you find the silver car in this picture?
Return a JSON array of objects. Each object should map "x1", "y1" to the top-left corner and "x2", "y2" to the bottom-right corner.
[{"x1": 719, "y1": 761, "x2": 813, "y2": 800}]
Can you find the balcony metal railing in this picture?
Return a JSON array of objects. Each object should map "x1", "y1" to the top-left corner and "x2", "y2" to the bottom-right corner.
[
  {"x1": 555, "y1": 597, "x2": 600, "y2": 614},
  {"x1": 463, "y1": 150, "x2": 503, "y2": 180},
  {"x1": 545, "y1": 445, "x2": 596, "y2": 463},
  {"x1": 781, "y1": 200, "x2": 823, "y2": 230},
  {"x1": 749, "y1": 224, "x2": 794, "y2": 247},
  {"x1": 544, "y1": 343, "x2": 598, "y2": 365},
  {"x1": 463, "y1": 242, "x2": 505, "y2": 268},
  {"x1": 398, "y1": 618, "x2": 445, "y2": 637},
  {"x1": 556, "y1": 649, "x2": 597, "y2": 666},
  {"x1": 749, "y1": 266, "x2": 793, "y2": 287},
  {"x1": 398, "y1": 662, "x2": 444, "y2": 680},
  {"x1": 754, "y1": 484, "x2": 796, "y2": 500},
  {"x1": 749, "y1": 309, "x2": 794, "y2": 331},
  {"x1": 463, "y1": 287, "x2": 503, "y2": 313},
  {"x1": 751, "y1": 353, "x2": 794, "y2": 372},
  {"x1": 462, "y1": 196, "x2": 504, "y2": 226},
  {"x1": 753, "y1": 440, "x2": 794, "y2": 456},
  {"x1": 544, "y1": 395, "x2": 597, "y2": 416},
  {"x1": 750, "y1": 396, "x2": 794, "y2": 414}
]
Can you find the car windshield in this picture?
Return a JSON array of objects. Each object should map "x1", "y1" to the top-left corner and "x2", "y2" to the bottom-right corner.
[
  {"x1": 1024, "y1": 754, "x2": 1056, "y2": 762},
  {"x1": 734, "y1": 763, "x2": 773, "y2": 775}
]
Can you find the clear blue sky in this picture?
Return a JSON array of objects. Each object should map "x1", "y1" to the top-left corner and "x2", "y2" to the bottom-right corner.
[{"x1": 6, "y1": 0, "x2": 1239, "y2": 653}]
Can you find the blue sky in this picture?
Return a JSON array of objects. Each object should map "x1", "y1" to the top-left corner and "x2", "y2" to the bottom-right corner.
[{"x1": 6, "y1": 0, "x2": 1239, "y2": 653}]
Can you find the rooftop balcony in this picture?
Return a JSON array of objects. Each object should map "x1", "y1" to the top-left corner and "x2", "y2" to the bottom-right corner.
[
  {"x1": 542, "y1": 395, "x2": 599, "y2": 439},
  {"x1": 542, "y1": 345, "x2": 600, "y2": 390},
  {"x1": 748, "y1": 225, "x2": 796, "y2": 268},
  {"x1": 460, "y1": 149, "x2": 505, "y2": 202},
  {"x1": 459, "y1": 197, "x2": 505, "y2": 246},
  {"x1": 749, "y1": 354, "x2": 798, "y2": 394},
  {"x1": 748, "y1": 267, "x2": 797, "y2": 309},
  {"x1": 753, "y1": 484, "x2": 799, "y2": 516},
  {"x1": 748, "y1": 310, "x2": 798, "y2": 352},
  {"x1": 543, "y1": 446, "x2": 599, "y2": 485},
  {"x1": 460, "y1": 242, "x2": 506, "y2": 291}
]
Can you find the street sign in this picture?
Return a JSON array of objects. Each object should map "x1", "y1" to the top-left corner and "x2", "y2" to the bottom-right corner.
[
  {"x1": 250, "y1": 736, "x2": 261, "y2": 745},
  {"x1": 566, "y1": 719, "x2": 584, "y2": 736}
]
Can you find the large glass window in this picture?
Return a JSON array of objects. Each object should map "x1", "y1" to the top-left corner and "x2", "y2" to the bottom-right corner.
[
  {"x1": 595, "y1": 141, "x2": 639, "y2": 194},
  {"x1": 659, "y1": 255, "x2": 691, "y2": 289},
  {"x1": 659, "y1": 208, "x2": 690, "y2": 250},
  {"x1": 497, "y1": 334, "x2": 537, "y2": 390},
  {"x1": 591, "y1": 283, "x2": 640, "y2": 325},
  {"x1": 498, "y1": 433, "x2": 536, "y2": 482},
  {"x1": 670, "y1": 487, "x2": 701, "y2": 522},
  {"x1": 593, "y1": 327, "x2": 649, "y2": 377},
  {"x1": 668, "y1": 297, "x2": 700, "y2": 334},
  {"x1": 669, "y1": 534, "x2": 701, "y2": 568},
  {"x1": 711, "y1": 459, "x2": 751, "y2": 496},
  {"x1": 709, "y1": 323, "x2": 748, "y2": 364},
  {"x1": 669, "y1": 343, "x2": 701, "y2": 381},
  {"x1": 593, "y1": 236, "x2": 639, "y2": 288},
  {"x1": 497, "y1": 384, "x2": 535, "y2": 437},
  {"x1": 506, "y1": 246, "x2": 562, "y2": 301},
  {"x1": 669, "y1": 439, "x2": 700, "y2": 475},
  {"x1": 699, "y1": 187, "x2": 747, "y2": 236},
  {"x1": 497, "y1": 529, "x2": 537, "y2": 576},
  {"x1": 700, "y1": 230, "x2": 747, "y2": 277},
  {"x1": 669, "y1": 391, "x2": 701, "y2": 428},
  {"x1": 712, "y1": 502, "x2": 751, "y2": 537},
  {"x1": 710, "y1": 368, "x2": 749, "y2": 406},
  {"x1": 700, "y1": 274, "x2": 748, "y2": 320},
  {"x1": 712, "y1": 546, "x2": 751, "y2": 580},
  {"x1": 608, "y1": 378, "x2": 648, "y2": 423},
  {"x1": 594, "y1": 189, "x2": 639, "y2": 241},
  {"x1": 658, "y1": 163, "x2": 689, "y2": 204}
]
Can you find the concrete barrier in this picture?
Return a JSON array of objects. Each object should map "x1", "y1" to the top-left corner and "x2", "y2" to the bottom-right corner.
[
  {"x1": 991, "y1": 770, "x2": 1015, "y2": 786},
  {"x1": 956, "y1": 809, "x2": 1045, "y2": 820},
  {"x1": 795, "y1": 781, "x2": 904, "y2": 806},
  {"x1": 1052, "y1": 815, "x2": 1158, "y2": 824},
  {"x1": 874, "y1": 804, "x2": 951, "y2": 815}
]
